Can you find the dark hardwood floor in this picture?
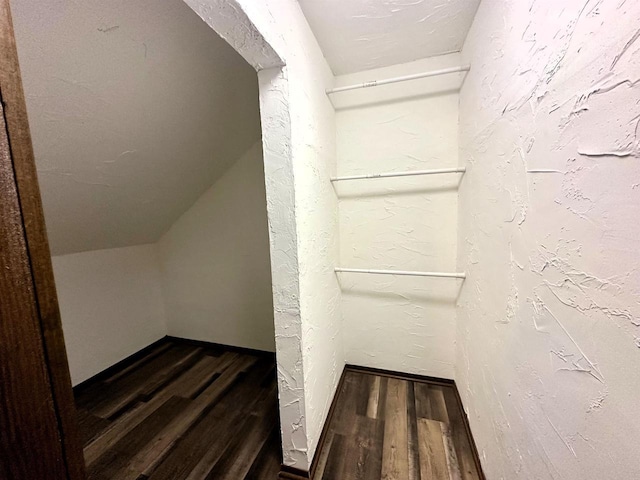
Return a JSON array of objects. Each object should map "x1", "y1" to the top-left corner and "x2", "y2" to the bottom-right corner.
[
  {"x1": 74, "y1": 339, "x2": 281, "y2": 480},
  {"x1": 75, "y1": 340, "x2": 482, "y2": 480},
  {"x1": 313, "y1": 368, "x2": 483, "y2": 480}
]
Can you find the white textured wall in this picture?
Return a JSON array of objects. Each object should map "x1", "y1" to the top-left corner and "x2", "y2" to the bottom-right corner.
[
  {"x1": 256, "y1": 4, "x2": 344, "y2": 467},
  {"x1": 179, "y1": 2, "x2": 308, "y2": 466},
  {"x1": 334, "y1": 54, "x2": 464, "y2": 379},
  {"x1": 248, "y1": 1, "x2": 344, "y2": 468},
  {"x1": 457, "y1": 1, "x2": 640, "y2": 479},
  {"x1": 158, "y1": 142, "x2": 275, "y2": 352},
  {"x1": 185, "y1": 0, "x2": 344, "y2": 469},
  {"x1": 286, "y1": 22, "x2": 343, "y2": 469},
  {"x1": 52, "y1": 245, "x2": 166, "y2": 385}
]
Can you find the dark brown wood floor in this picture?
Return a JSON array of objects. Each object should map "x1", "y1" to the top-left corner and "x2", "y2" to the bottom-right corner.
[
  {"x1": 75, "y1": 340, "x2": 482, "y2": 480},
  {"x1": 74, "y1": 339, "x2": 281, "y2": 480},
  {"x1": 313, "y1": 368, "x2": 483, "y2": 480}
]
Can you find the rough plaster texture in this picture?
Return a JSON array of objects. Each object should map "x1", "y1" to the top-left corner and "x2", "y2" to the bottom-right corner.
[
  {"x1": 158, "y1": 142, "x2": 275, "y2": 352},
  {"x1": 334, "y1": 54, "x2": 464, "y2": 380},
  {"x1": 298, "y1": 0, "x2": 479, "y2": 75},
  {"x1": 256, "y1": 66, "x2": 310, "y2": 466},
  {"x1": 244, "y1": 2, "x2": 344, "y2": 468},
  {"x1": 457, "y1": 1, "x2": 640, "y2": 478},
  {"x1": 52, "y1": 245, "x2": 166, "y2": 385},
  {"x1": 185, "y1": 0, "x2": 345, "y2": 469},
  {"x1": 11, "y1": 0, "x2": 261, "y2": 255}
]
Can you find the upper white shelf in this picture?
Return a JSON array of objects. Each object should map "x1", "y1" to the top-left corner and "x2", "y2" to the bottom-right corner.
[
  {"x1": 331, "y1": 167, "x2": 466, "y2": 182},
  {"x1": 326, "y1": 65, "x2": 471, "y2": 95}
]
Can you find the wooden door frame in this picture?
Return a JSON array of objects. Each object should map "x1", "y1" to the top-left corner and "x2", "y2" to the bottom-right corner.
[{"x1": 0, "y1": 0, "x2": 85, "y2": 478}]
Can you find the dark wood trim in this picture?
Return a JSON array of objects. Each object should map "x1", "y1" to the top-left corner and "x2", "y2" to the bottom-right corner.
[
  {"x1": 72, "y1": 337, "x2": 169, "y2": 394},
  {"x1": 345, "y1": 363, "x2": 456, "y2": 387},
  {"x1": 0, "y1": 1, "x2": 85, "y2": 478},
  {"x1": 452, "y1": 381, "x2": 487, "y2": 480},
  {"x1": 308, "y1": 366, "x2": 348, "y2": 478},
  {"x1": 0, "y1": 76, "x2": 67, "y2": 480},
  {"x1": 166, "y1": 335, "x2": 276, "y2": 358},
  {"x1": 279, "y1": 465, "x2": 311, "y2": 479}
]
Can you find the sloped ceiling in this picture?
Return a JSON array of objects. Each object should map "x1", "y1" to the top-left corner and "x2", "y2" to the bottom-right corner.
[
  {"x1": 11, "y1": 0, "x2": 261, "y2": 256},
  {"x1": 297, "y1": 0, "x2": 480, "y2": 75}
]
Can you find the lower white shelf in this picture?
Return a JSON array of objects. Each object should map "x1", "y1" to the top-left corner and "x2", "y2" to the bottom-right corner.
[{"x1": 334, "y1": 267, "x2": 466, "y2": 279}]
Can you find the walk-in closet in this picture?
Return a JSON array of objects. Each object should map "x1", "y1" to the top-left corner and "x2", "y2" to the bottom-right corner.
[{"x1": 1, "y1": 0, "x2": 638, "y2": 479}]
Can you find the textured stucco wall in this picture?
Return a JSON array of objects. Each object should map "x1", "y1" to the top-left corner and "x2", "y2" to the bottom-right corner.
[
  {"x1": 257, "y1": 65, "x2": 309, "y2": 467},
  {"x1": 242, "y1": 1, "x2": 344, "y2": 468},
  {"x1": 183, "y1": 0, "x2": 344, "y2": 469},
  {"x1": 158, "y1": 142, "x2": 275, "y2": 352},
  {"x1": 457, "y1": 1, "x2": 640, "y2": 478},
  {"x1": 52, "y1": 245, "x2": 166, "y2": 385},
  {"x1": 334, "y1": 54, "x2": 464, "y2": 379}
]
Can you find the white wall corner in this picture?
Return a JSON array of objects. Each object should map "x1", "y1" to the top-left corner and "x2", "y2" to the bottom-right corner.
[{"x1": 182, "y1": 0, "x2": 283, "y2": 70}]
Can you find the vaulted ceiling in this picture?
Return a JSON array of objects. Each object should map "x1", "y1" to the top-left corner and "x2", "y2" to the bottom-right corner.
[
  {"x1": 298, "y1": 0, "x2": 480, "y2": 75},
  {"x1": 11, "y1": 0, "x2": 261, "y2": 256}
]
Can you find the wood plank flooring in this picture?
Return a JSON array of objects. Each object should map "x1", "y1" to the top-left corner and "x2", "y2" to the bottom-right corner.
[
  {"x1": 74, "y1": 339, "x2": 281, "y2": 480},
  {"x1": 75, "y1": 340, "x2": 482, "y2": 480},
  {"x1": 314, "y1": 368, "x2": 483, "y2": 480}
]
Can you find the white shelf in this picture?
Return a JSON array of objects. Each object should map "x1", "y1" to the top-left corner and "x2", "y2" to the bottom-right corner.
[{"x1": 335, "y1": 267, "x2": 466, "y2": 279}]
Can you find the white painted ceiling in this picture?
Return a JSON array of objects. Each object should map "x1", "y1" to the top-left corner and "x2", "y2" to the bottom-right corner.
[
  {"x1": 11, "y1": 0, "x2": 261, "y2": 256},
  {"x1": 297, "y1": 0, "x2": 480, "y2": 75}
]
